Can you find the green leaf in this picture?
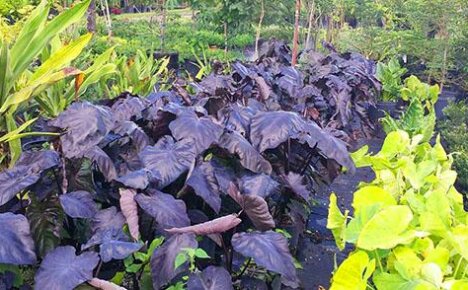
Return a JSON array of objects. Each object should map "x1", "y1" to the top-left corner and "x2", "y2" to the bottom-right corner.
[
  {"x1": 126, "y1": 263, "x2": 142, "y2": 273},
  {"x1": 134, "y1": 252, "x2": 147, "y2": 262},
  {"x1": 327, "y1": 193, "x2": 348, "y2": 250},
  {"x1": 357, "y1": 205, "x2": 413, "y2": 250},
  {"x1": 345, "y1": 204, "x2": 381, "y2": 244},
  {"x1": 110, "y1": 271, "x2": 125, "y2": 285},
  {"x1": 174, "y1": 252, "x2": 188, "y2": 270},
  {"x1": 194, "y1": 248, "x2": 210, "y2": 259},
  {"x1": 148, "y1": 237, "x2": 164, "y2": 256},
  {"x1": 330, "y1": 251, "x2": 373, "y2": 290},
  {"x1": 352, "y1": 186, "x2": 396, "y2": 213}
]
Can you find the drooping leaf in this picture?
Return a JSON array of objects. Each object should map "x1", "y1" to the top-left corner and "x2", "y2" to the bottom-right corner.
[
  {"x1": 0, "y1": 213, "x2": 37, "y2": 265},
  {"x1": 49, "y1": 102, "x2": 114, "y2": 158},
  {"x1": 218, "y1": 130, "x2": 272, "y2": 174},
  {"x1": 88, "y1": 278, "x2": 127, "y2": 290},
  {"x1": 119, "y1": 188, "x2": 139, "y2": 241},
  {"x1": 231, "y1": 231, "x2": 299, "y2": 287},
  {"x1": 135, "y1": 190, "x2": 190, "y2": 230},
  {"x1": 140, "y1": 136, "x2": 197, "y2": 188},
  {"x1": 150, "y1": 233, "x2": 198, "y2": 289},
  {"x1": 169, "y1": 111, "x2": 223, "y2": 154},
  {"x1": 165, "y1": 214, "x2": 241, "y2": 235},
  {"x1": 59, "y1": 191, "x2": 98, "y2": 218},
  {"x1": 186, "y1": 161, "x2": 222, "y2": 213},
  {"x1": 0, "y1": 150, "x2": 60, "y2": 206},
  {"x1": 27, "y1": 196, "x2": 64, "y2": 258},
  {"x1": 34, "y1": 246, "x2": 99, "y2": 290},
  {"x1": 228, "y1": 183, "x2": 275, "y2": 231},
  {"x1": 187, "y1": 266, "x2": 233, "y2": 290},
  {"x1": 83, "y1": 146, "x2": 117, "y2": 182},
  {"x1": 250, "y1": 111, "x2": 306, "y2": 152}
]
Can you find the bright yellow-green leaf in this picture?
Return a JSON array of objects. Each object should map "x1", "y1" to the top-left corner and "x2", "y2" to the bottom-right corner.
[
  {"x1": 327, "y1": 193, "x2": 349, "y2": 250},
  {"x1": 393, "y1": 246, "x2": 423, "y2": 279},
  {"x1": 352, "y1": 186, "x2": 396, "y2": 213},
  {"x1": 31, "y1": 33, "x2": 92, "y2": 81},
  {"x1": 423, "y1": 247, "x2": 449, "y2": 271},
  {"x1": 330, "y1": 251, "x2": 372, "y2": 290},
  {"x1": 357, "y1": 205, "x2": 413, "y2": 250}
]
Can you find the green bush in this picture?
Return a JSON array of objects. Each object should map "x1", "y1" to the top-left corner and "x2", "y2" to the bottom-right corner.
[
  {"x1": 439, "y1": 101, "x2": 468, "y2": 192},
  {"x1": 0, "y1": 0, "x2": 27, "y2": 16}
]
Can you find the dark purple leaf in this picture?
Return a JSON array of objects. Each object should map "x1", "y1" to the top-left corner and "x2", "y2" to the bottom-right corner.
[
  {"x1": 218, "y1": 130, "x2": 272, "y2": 174},
  {"x1": 49, "y1": 102, "x2": 114, "y2": 158},
  {"x1": 115, "y1": 169, "x2": 154, "y2": 189},
  {"x1": 186, "y1": 161, "x2": 221, "y2": 213},
  {"x1": 91, "y1": 207, "x2": 126, "y2": 235},
  {"x1": 83, "y1": 146, "x2": 117, "y2": 182},
  {"x1": 83, "y1": 228, "x2": 142, "y2": 262},
  {"x1": 59, "y1": 191, "x2": 98, "y2": 218},
  {"x1": 283, "y1": 173, "x2": 311, "y2": 202},
  {"x1": 34, "y1": 246, "x2": 99, "y2": 290},
  {"x1": 140, "y1": 136, "x2": 196, "y2": 188},
  {"x1": 250, "y1": 111, "x2": 306, "y2": 152},
  {"x1": 113, "y1": 121, "x2": 150, "y2": 151},
  {"x1": 135, "y1": 190, "x2": 190, "y2": 230},
  {"x1": 231, "y1": 231, "x2": 299, "y2": 288},
  {"x1": 239, "y1": 174, "x2": 279, "y2": 198},
  {"x1": 0, "y1": 150, "x2": 60, "y2": 206},
  {"x1": 228, "y1": 183, "x2": 275, "y2": 231},
  {"x1": 0, "y1": 213, "x2": 36, "y2": 265},
  {"x1": 187, "y1": 266, "x2": 233, "y2": 290},
  {"x1": 150, "y1": 233, "x2": 198, "y2": 289},
  {"x1": 111, "y1": 96, "x2": 149, "y2": 122},
  {"x1": 169, "y1": 111, "x2": 223, "y2": 154}
]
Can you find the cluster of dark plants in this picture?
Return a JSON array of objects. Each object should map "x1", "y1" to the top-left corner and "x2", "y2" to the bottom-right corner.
[{"x1": 0, "y1": 41, "x2": 380, "y2": 289}]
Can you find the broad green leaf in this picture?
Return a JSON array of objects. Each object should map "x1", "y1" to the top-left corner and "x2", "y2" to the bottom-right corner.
[
  {"x1": 379, "y1": 131, "x2": 410, "y2": 159},
  {"x1": 419, "y1": 212, "x2": 448, "y2": 237},
  {"x1": 450, "y1": 225, "x2": 468, "y2": 260},
  {"x1": 425, "y1": 191, "x2": 451, "y2": 227},
  {"x1": 392, "y1": 246, "x2": 423, "y2": 279},
  {"x1": 423, "y1": 247, "x2": 449, "y2": 272},
  {"x1": 174, "y1": 252, "x2": 187, "y2": 270},
  {"x1": 373, "y1": 272, "x2": 435, "y2": 290},
  {"x1": 352, "y1": 186, "x2": 396, "y2": 213},
  {"x1": 357, "y1": 205, "x2": 413, "y2": 250},
  {"x1": 345, "y1": 204, "x2": 381, "y2": 244},
  {"x1": 327, "y1": 193, "x2": 348, "y2": 250},
  {"x1": 330, "y1": 251, "x2": 372, "y2": 290},
  {"x1": 194, "y1": 248, "x2": 210, "y2": 259},
  {"x1": 350, "y1": 145, "x2": 370, "y2": 167}
]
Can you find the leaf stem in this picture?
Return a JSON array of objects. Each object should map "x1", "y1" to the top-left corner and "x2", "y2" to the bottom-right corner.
[
  {"x1": 374, "y1": 250, "x2": 384, "y2": 273},
  {"x1": 237, "y1": 258, "x2": 252, "y2": 278}
]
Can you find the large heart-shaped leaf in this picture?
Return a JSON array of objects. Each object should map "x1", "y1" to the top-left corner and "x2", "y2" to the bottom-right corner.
[
  {"x1": 150, "y1": 233, "x2": 198, "y2": 289},
  {"x1": 135, "y1": 190, "x2": 190, "y2": 230},
  {"x1": 186, "y1": 161, "x2": 222, "y2": 213},
  {"x1": 250, "y1": 111, "x2": 306, "y2": 152},
  {"x1": 0, "y1": 150, "x2": 60, "y2": 206},
  {"x1": 169, "y1": 111, "x2": 223, "y2": 154},
  {"x1": 59, "y1": 191, "x2": 98, "y2": 218},
  {"x1": 0, "y1": 213, "x2": 37, "y2": 265},
  {"x1": 115, "y1": 169, "x2": 155, "y2": 189},
  {"x1": 218, "y1": 130, "x2": 272, "y2": 174},
  {"x1": 187, "y1": 266, "x2": 233, "y2": 290},
  {"x1": 34, "y1": 246, "x2": 99, "y2": 290},
  {"x1": 231, "y1": 231, "x2": 299, "y2": 288},
  {"x1": 83, "y1": 228, "x2": 142, "y2": 262},
  {"x1": 111, "y1": 96, "x2": 149, "y2": 122},
  {"x1": 49, "y1": 102, "x2": 114, "y2": 158},
  {"x1": 356, "y1": 205, "x2": 413, "y2": 250},
  {"x1": 140, "y1": 136, "x2": 197, "y2": 188}
]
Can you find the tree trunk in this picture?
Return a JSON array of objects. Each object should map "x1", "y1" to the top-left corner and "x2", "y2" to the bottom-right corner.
[
  {"x1": 86, "y1": 0, "x2": 96, "y2": 33},
  {"x1": 254, "y1": 0, "x2": 265, "y2": 60},
  {"x1": 291, "y1": 0, "x2": 301, "y2": 66},
  {"x1": 305, "y1": 0, "x2": 315, "y2": 50}
]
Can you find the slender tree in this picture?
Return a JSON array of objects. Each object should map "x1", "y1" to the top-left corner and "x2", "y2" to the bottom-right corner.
[{"x1": 291, "y1": 0, "x2": 301, "y2": 66}]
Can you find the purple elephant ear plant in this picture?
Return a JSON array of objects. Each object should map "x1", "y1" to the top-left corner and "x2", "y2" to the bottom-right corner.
[{"x1": 0, "y1": 41, "x2": 380, "y2": 289}]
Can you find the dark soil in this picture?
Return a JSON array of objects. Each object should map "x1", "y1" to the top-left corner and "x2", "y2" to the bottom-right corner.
[{"x1": 297, "y1": 137, "x2": 384, "y2": 289}]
